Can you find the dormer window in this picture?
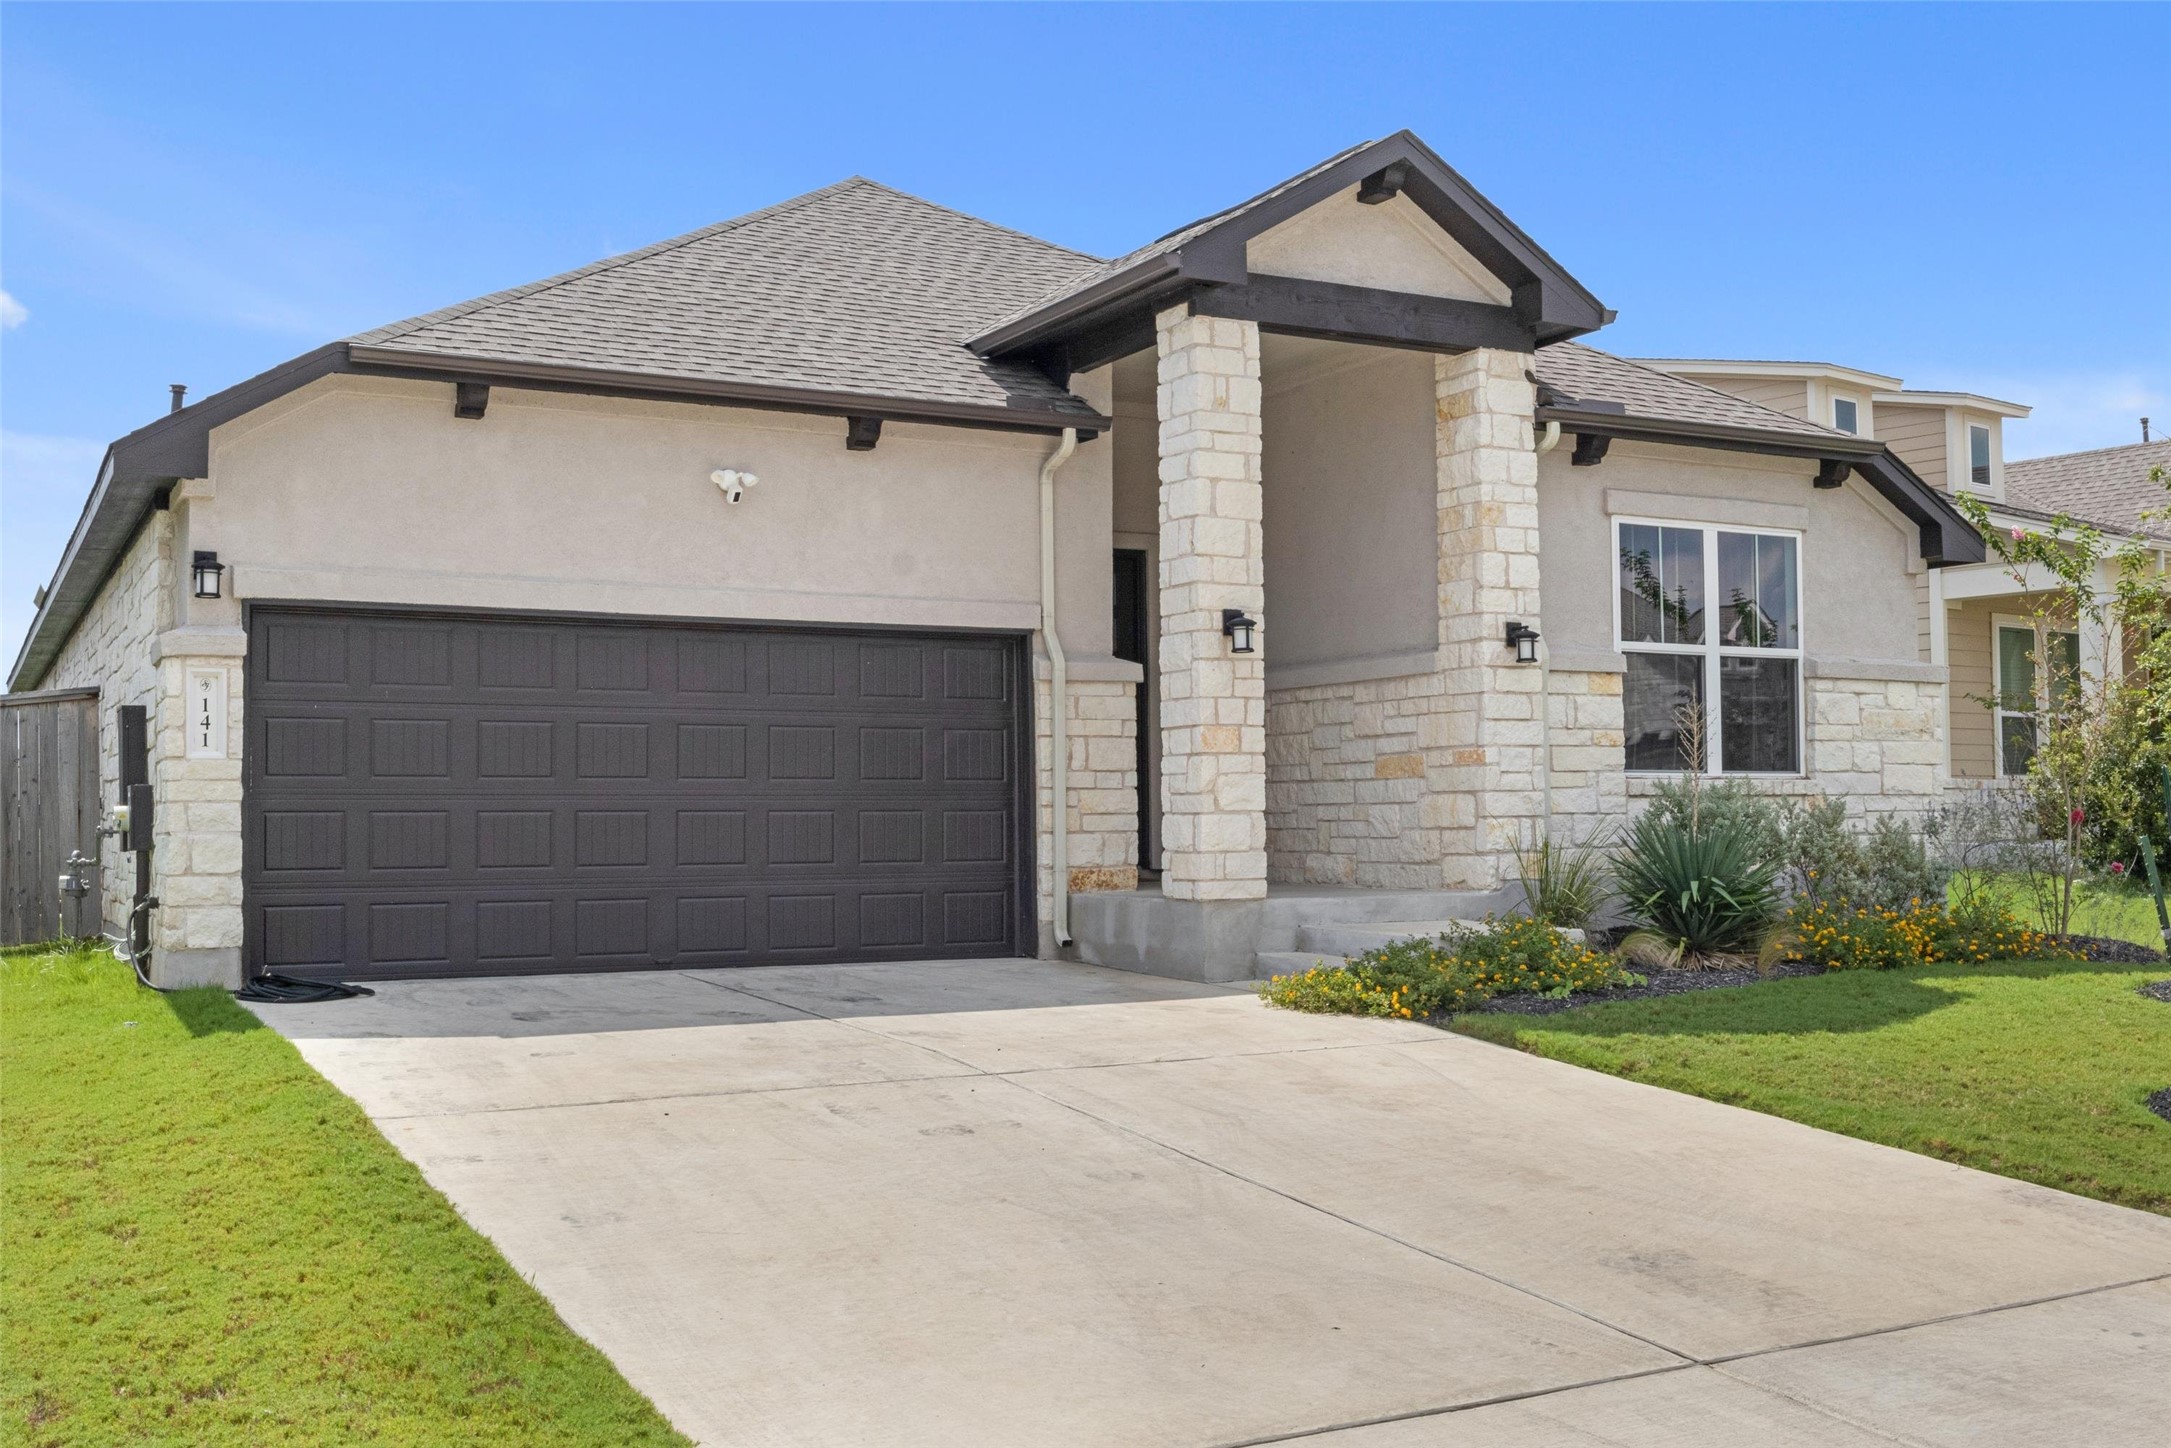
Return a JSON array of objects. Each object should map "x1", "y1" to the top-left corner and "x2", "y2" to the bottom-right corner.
[
  {"x1": 1832, "y1": 397, "x2": 1859, "y2": 435},
  {"x1": 1970, "y1": 424, "x2": 1992, "y2": 488}
]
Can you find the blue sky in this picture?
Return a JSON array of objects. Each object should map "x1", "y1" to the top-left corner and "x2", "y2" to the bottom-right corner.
[{"x1": 4, "y1": 2, "x2": 2166, "y2": 668}]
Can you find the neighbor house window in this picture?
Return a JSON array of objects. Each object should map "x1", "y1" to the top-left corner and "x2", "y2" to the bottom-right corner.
[
  {"x1": 1994, "y1": 617, "x2": 2079, "y2": 776},
  {"x1": 1970, "y1": 424, "x2": 1993, "y2": 488},
  {"x1": 1832, "y1": 397, "x2": 1859, "y2": 435},
  {"x1": 1617, "y1": 519, "x2": 1802, "y2": 775}
]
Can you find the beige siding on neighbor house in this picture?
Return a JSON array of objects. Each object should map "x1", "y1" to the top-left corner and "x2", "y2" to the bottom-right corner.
[
  {"x1": 1691, "y1": 374, "x2": 1811, "y2": 421},
  {"x1": 1948, "y1": 596, "x2": 1997, "y2": 778},
  {"x1": 1880, "y1": 403, "x2": 1951, "y2": 492},
  {"x1": 1946, "y1": 590, "x2": 2073, "y2": 780}
]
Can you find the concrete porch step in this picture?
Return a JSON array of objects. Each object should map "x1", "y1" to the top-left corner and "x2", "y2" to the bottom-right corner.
[
  {"x1": 1294, "y1": 918, "x2": 1489, "y2": 958},
  {"x1": 1252, "y1": 950, "x2": 1353, "y2": 979},
  {"x1": 1292, "y1": 918, "x2": 1588, "y2": 960}
]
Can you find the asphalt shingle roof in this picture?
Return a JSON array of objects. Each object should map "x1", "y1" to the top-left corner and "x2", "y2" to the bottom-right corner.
[
  {"x1": 1532, "y1": 343, "x2": 1848, "y2": 441},
  {"x1": 2005, "y1": 439, "x2": 2171, "y2": 539},
  {"x1": 351, "y1": 178, "x2": 1108, "y2": 423},
  {"x1": 972, "y1": 139, "x2": 1381, "y2": 341}
]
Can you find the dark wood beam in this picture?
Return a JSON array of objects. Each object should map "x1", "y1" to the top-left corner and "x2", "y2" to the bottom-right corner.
[
  {"x1": 1189, "y1": 274, "x2": 1535, "y2": 354},
  {"x1": 1571, "y1": 433, "x2": 1612, "y2": 468},
  {"x1": 1357, "y1": 161, "x2": 1410, "y2": 205},
  {"x1": 1814, "y1": 458, "x2": 1851, "y2": 489},
  {"x1": 453, "y1": 382, "x2": 489, "y2": 420},
  {"x1": 845, "y1": 415, "x2": 883, "y2": 451}
]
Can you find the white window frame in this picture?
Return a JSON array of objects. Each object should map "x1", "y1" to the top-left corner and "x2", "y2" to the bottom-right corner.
[
  {"x1": 1992, "y1": 614, "x2": 2079, "y2": 778},
  {"x1": 1831, "y1": 395, "x2": 1860, "y2": 435},
  {"x1": 1969, "y1": 423, "x2": 1993, "y2": 489},
  {"x1": 1613, "y1": 516, "x2": 1807, "y2": 776}
]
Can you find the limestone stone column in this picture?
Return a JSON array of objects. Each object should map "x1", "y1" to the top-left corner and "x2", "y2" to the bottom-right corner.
[
  {"x1": 1154, "y1": 303, "x2": 1267, "y2": 901},
  {"x1": 150, "y1": 628, "x2": 247, "y2": 987},
  {"x1": 1430, "y1": 347, "x2": 1544, "y2": 892}
]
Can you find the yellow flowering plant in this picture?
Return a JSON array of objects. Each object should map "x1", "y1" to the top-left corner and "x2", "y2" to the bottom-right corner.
[
  {"x1": 1261, "y1": 916, "x2": 1637, "y2": 1019},
  {"x1": 1772, "y1": 897, "x2": 2078, "y2": 971}
]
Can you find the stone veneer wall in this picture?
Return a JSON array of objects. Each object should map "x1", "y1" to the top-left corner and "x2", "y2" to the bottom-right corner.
[
  {"x1": 1034, "y1": 672, "x2": 1140, "y2": 951},
  {"x1": 39, "y1": 508, "x2": 248, "y2": 985},
  {"x1": 43, "y1": 513, "x2": 174, "y2": 936},
  {"x1": 1542, "y1": 668, "x2": 1946, "y2": 840},
  {"x1": 1270, "y1": 663, "x2": 1946, "y2": 882},
  {"x1": 1265, "y1": 671, "x2": 1443, "y2": 890}
]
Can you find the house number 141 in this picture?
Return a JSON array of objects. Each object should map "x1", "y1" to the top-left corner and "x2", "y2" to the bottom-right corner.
[{"x1": 185, "y1": 667, "x2": 229, "y2": 760}]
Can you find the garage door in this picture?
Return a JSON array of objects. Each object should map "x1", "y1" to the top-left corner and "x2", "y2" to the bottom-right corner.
[{"x1": 243, "y1": 607, "x2": 1032, "y2": 980}]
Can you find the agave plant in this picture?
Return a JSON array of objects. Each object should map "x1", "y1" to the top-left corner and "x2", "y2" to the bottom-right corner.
[{"x1": 1614, "y1": 806, "x2": 1782, "y2": 968}]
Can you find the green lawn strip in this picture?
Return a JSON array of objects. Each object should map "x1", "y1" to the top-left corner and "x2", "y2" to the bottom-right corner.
[
  {"x1": 1953, "y1": 871, "x2": 2168, "y2": 949},
  {"x1": 2, "y1": 947, "x2": 689, "y2": 1448},
  {"x1": 1453, "y1": 960, "x2": 2171, "y2": 1216}
]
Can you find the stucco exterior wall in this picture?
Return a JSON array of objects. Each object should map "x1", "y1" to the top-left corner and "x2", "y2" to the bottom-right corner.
[
  {"x1": 198, "y1": 374, "x2": 1117, "y2": 664},
  {"x1": 1535, "y1": 441, "x2": 1925, "y2": 669},
  {"x1": 44, "y1": 512, "x2": 175, "y2": 936},
  {"x1": 1244, "y1": 185, "x2": 1511, "y2": 304},
  {"x1": 1259, "y1": 342, "x2": 1438, "y2": 672}
]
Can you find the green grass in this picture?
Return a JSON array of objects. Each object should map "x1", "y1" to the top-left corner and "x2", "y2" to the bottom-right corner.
[
  {"x1": 2, "y1": 946, "x2": 689, "y2": 1447},
  {"x1": 1954, "y1": 871, "x2": 2168, "y2": 949},
  {"x1": 1454, "y1": 959, "x2": 2171, "y2": 1216}
]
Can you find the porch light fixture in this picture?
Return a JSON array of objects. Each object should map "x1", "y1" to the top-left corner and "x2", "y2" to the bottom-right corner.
[
  {"x1": 191, "y1": 551, "x2": 225, "y2": 600},
  {"x1": 1221, "y1": 608, "x2": 1259, "y2": 655},
  {"x1": 1505, "y1": 620, "x2": 1540, "y2": 665}
]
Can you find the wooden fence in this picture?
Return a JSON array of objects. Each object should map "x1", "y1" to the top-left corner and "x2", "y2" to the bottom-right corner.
[{"x1": 2, "y1": 688, "x2": 101, "y2": 946}]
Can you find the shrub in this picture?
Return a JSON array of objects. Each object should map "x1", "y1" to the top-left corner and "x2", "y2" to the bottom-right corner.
[
  {"x1": 1779, "y1": 897, "x2": 2077, "y2": 971},
  {"x1": 1860, "y1": 813, "x2": 1952, "y2": 908},
  {"x1": 1259, "y1": 917, "x2": 1635, "y2": 1019},
  {"x1": 1516, "y1": 829, "x2": 1612, "y2": 929},
  {"x1": 1770, "y1": 796, "x2": 1952, "y2": 911},
  {"x1": 1615, "y1": 806, "x2": 1782, "y2": 964}
]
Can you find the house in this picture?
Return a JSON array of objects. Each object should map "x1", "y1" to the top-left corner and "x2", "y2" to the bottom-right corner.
[
  {"x1": 1639, "y1": 360, "x2": 2171, "y2": 785},
  {"x1": 6, "y1": 131, "x2": 1984, "y2": 989}
]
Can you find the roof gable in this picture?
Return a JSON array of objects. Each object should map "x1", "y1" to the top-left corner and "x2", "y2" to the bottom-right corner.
[
  {"x1": 970, "y1": 130, "x2": 1610, "y2": 358},
  {"x1": 1243, "y1": 184, "x2": 1512, "y2": 305}
]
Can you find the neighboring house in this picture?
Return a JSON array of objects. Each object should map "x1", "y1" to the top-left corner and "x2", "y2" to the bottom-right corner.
[
  {"x1": 7, "y1": 131, "x2": 1983, "y2": 988},
  {"x1": 1643, "y1": 359, "x2": 2171, "y2": 786}
]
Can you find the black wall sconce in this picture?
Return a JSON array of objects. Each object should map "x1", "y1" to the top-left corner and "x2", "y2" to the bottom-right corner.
[
  {"x1": 191, "y1": 551, "x2": 225, "y2": 600},
  {"x1": 1504, "y1": 620, "x2": 1540, "y2": 664},
  {"x1": 1222, "y1": 608, "x2": 1259, "y2": 655}
]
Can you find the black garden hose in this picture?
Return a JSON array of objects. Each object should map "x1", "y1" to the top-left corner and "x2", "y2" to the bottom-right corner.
[{"x1": 234, "y1": 973, "x2": 375, "y2": 1004}]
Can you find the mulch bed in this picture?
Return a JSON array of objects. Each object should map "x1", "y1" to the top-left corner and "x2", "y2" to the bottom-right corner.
[
  {"x1": 1478, "y1": 958, "x2": 1824, "y2": 1017},
  {"x1": 2062, "y1": 935, "x2": 2168, "y2": 965},
  {"x1": 2138, "y1": 980, "x2": 2171, "y2": 1006},
  {"x1": 2147, "y1": 1089, "x2": 2171, "y2": 1126}
]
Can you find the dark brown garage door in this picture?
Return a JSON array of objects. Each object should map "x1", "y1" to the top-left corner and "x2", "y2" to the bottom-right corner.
[{"x1": 244, "y1": 607, "x2": 1032, "y2": 980}]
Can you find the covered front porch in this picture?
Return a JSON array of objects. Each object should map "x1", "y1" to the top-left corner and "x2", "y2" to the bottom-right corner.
[{"x1": 973, "y1": 136, "x2": 1613, "y2": 978}]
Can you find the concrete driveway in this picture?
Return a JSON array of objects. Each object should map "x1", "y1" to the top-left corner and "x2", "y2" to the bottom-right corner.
[{"x1": 256, "y1": 958, "x2": 2171, "y2": 1447}]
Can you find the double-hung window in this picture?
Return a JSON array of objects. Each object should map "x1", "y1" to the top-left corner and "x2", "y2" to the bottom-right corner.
[
  {"x1": 1616, "y1": 519, "x2": 1803, "y2": 774},
  {"x1": 1994, "y1": 617, "x2": 2079, "y2": 776}
]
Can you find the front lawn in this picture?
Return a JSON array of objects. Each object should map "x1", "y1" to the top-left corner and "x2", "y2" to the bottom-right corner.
[
  {"x1": 1454, "y1": 959, "x2": 2171, "y2": 1216},
  {"x1": 1, "y1": 945, "x2": 688, "y2": 1447}
]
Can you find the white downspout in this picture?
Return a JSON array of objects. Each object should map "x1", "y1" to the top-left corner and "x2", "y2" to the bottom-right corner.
[{"x1": 1041, "y1": 427, "x2": 1080, "y2": 947}]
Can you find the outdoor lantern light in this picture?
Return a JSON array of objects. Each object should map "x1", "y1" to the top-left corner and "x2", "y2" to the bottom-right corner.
[
  {"x1": 1505, "y1": 620, "x2": 1540, "y2": 664},
  {"x1": 1221, "y1": 608, "x2": 1259, "y2": 655},
  {"x1": 191, "y1": 551, "x2": 225, "y2": 600}
]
